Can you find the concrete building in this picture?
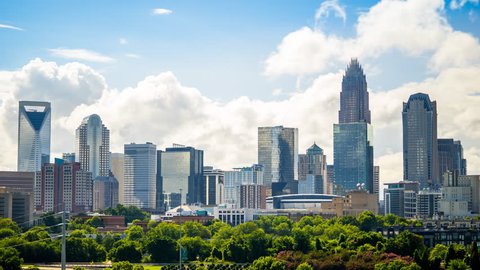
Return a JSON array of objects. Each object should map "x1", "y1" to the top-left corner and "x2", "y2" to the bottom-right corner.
[
  {"x1": 37, "y1": 159, "x2": 93, "y2": 213},
  {"x1": 110, "y1": 153, "x2": 124, "y2": 204},
  {"x1": 258, "y1": 126, "x2": 298, "y2": 195},
  {"x1": 17, "y1": 101, "x2": 51, "y2": 172},
  {"x1": 159, "y1": 144, "x2": 203, "y2": 209},
  {"x1": 321, "y1": 190, "x2": 378, "y2": 216},
  {"x1": 384, "y1": 181, "x2": 420, "y2": 217},
  {"x1": 402, "y1": 93, "x2": 439, "y2": 188},
  {"x1": 76, "y1": 114, "x2": 110, "y2": 178},
  {"x1": 224, "y1": 164, "x2": 263, "y2": 207},
  {"x1": 240, "y1": 184, "x2": 267, "y2": 209},
  {"x1": 0, "y1": 187, "x2": 33, "y2": 226},
  {"x1": 93, "y1": 175, "x2": 119, "y2": 211},
  {"x1": 203, "y1": 166, "x2": 224, "y2": 206},
  {"x1": 334, "y1": 59, "x2": 374, "y2": 196},
  {"x1": 439, "y1": 171, "x2": 472, "y2": 219},
  {"x1": 373, "y1": 166, "x2": 380, "y2": 202},
  {"x1": 267, "y1": 193, "x2": 339, "y2": 210},
  {"x1": 124, "y1": 143, "x2": 157, "y2": 210},
  {"x1": 416, "y1": 189, "x2": 442, "y2": 219}
]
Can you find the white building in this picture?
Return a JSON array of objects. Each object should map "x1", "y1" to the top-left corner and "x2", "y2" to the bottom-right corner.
[{"x1": 224, "y1": 164, "x2": 263, "y2": 207}]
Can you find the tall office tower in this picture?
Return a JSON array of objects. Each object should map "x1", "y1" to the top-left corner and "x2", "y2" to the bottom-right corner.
[
  {"x1": 438, "y1": 139, "x2": 467, "y2": 177},
  {"x1": 224, "y1": 164, "x2": 264, "y2": 206},
  {"x1": 37, "y1": 158, "x2": 93, "y2": 213},
  {"x1": 334, "y1": 60, "x2": 373, "y2": 195},
  {"x1": 124, "y1": 143, "x2": 157, "y2": 210},
  {"x1": 76, "y1": 114, "x2": 110, "y2": 178},
  {"x1": 93, "y1": 175, "x2": 119, "y2": 211},
  {"x1": 258, "y1": 126, "x2": 298, "y2": 195},
  {"x1": 18, "y1": 101, "x2": 51, "y2": 172},
  {"x1": 402, "y1": 93, "x2": 439, "y2": 188},
  {"x1": 384, "y1": 181, "x2": 420, "y2": 218},
  {"x1": 160, "y1": 144, "x2": 203, "y2": 209},
  {"x1": 203, "y1": 166, "x2": 224, "y2": 206},
  {"x1": 110, "y1": 153, "x2": 124, "y2": 204},
  {"x1": 298, "y1": 175, "x2": 324, "y2": 194},
  {"x1": 240, "y1": 184, "x2": 267, "y2": 209},
  {"x1": 373, "y1": 166, "x2": 380, "y2": 202},
  {"x1": 339, "y1": 59, "x2": 371, "y2": 124},
  {"x1": 326, "y1": 165, "x2": 335, "y2": 194},
  {"x1": 298, "y1": 143, "x2": 328, "y2": 193},
  {"x1": 62, "y1": 153, "x2": 75, "y2": 163}
]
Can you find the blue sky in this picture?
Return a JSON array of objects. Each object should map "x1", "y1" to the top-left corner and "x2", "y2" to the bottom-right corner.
[
  {"x1": 2, "y1": 0, "x2": 477, "y2": 101},
  {"x1": 1, "y1": 0, "x2": 480, "y2": 180}
]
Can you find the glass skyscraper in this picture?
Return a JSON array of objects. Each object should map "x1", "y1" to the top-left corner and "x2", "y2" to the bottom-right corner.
[
  {"x1": 159, "y1": 145, "x2": 204, "y2": 209},
  {"x1": 17, "y1": 101, "x2": 51, "y2": 172},
  {"x1": 333, "y1": 59, "x2": 374, "y2": 195},
  {"x1": 258, "y1": 126, "x2": 298, "y2": 195},
  {"x1": 438, "y1": 139, "x2": 467, "y2": 177},
  {"x1": 402, "y1": 93, "x2": 439, "y2": 188},
  {"x1": 124, "y1": 142, "x2": 157, "y2": 209},
  {"x1": 76, "y1": 114, "x2": 110, "y2": 178}
]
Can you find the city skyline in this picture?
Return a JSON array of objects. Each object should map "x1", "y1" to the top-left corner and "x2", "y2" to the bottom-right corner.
[{"x1": 1, "y1": 0, "x2": 480, "y2": 192}]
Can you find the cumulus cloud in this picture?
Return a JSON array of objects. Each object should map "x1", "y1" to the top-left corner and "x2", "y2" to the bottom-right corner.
[
  {"x1": 450, "y1": 0, "x2": 479, "y2": 9},
  {"x1": 152, "y1": 8, "x2": 173, "y2": 15},
  {"x1": 0, "y1": 23, "x2": 24, "y2": 31},
  {"x1": 49, "y1": 48, "x2": 115, "y2": 63}
]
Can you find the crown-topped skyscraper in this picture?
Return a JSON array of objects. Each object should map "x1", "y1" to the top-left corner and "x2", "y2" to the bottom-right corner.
[
  {"x1": 339, "y1": 59, "x2": 371, "y2": 124},
  {"x1": 333, "y1": 59, "x2": 374, "y2": 196}
]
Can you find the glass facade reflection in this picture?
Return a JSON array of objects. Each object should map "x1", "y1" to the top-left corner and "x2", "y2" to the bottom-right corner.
[
  {"x1": 333, "y1": 122, "x2": 373, "y2": 195},
  {"x1": 76, "y1": 114, "x2": 110, "y2": 178},
  {"x1": 159, "y1": 145, "x2": 203, "y2": 209},
  {"x1": 258, "y1": 126, "x2": 298, "y2": 191},
  {"x1": 402, "y1": 93, "x2": 439, "y2": 188},
  {"x1": 17, "y1": 101, "x2": 51, "y2": 172},
  {"x1": 124, "y1": 143, "x2": 157, "y2": 209}
]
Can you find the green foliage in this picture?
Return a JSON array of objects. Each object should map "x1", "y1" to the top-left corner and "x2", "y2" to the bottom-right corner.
[
  {"x1": 249, "y1": 256, "x2": 285, "y2": 270},
  {"x1": 66, "y1": 236, "x2": 106, "y2": 262},
  {"x1": 0, "y1": 218, "x2": 21, "y2": 233},
  {"x1": 357, "y1": 211, "x2": 381, "y2": 231},
  {"x1": 385, "y1": 231, "x2": 424, "y2": 257},
  {"x1": 126, "y1": 225, "x2": 144, "y2": 241},
  {"x1": 470, "y1": 241, "x2": 480, "y2": 270},
  {"x1": 146, "y1": 237, "x2": 177, "y2": 263},
  {"x1": 446, "y1": 259, "x2": 469, "y2": 270},
  {"x1": 182, "y1": 222, "x2": 211, "y2": 239},
  {"x1": 429, "y1": 244, "x2": 447, "y2": 262},
  {"x1": 0, "y1": 247, "x2": 23, "y2": 270},
  {"x1": 41, "y1": 212, "x2": 62, "y2": 233},
  {"x1": 292, "y1": 228, "x2": 310, "y2": 253},
  {"x1": 108, "y1": 240, "x2": 142, "y2": 263},
  {"x1": 272, "y1": 236, "x2": 295, "y2": 253},
  {"x1": 179, "y1": 236, "x2": 211, "y2": 261},
  {"x1": 86, "y1": 216, "x2": 104, "y2": 228},
  {"x1": 104, "y1": 204, "x2": 149, "y2": 225},
  {"x1": 374, "y1": 259, "x2": 421, "y2": 270},
  {"x1": 295, "y1": 262, "x2": 313, "y2": 270},
  {"x1": 111, "y1": 261, "x2": 134, "y2": 270}
]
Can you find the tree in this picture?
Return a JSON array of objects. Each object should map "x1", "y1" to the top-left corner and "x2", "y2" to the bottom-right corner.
[
  {"x1": 249, "y1": 256, "x2": 285, "y2": 270},
  {"x1": 145, "y1": 237, "x2": 177, "y2": 262},
  {"x1": 272, "y1": 236, "x2": 295, "y2": 253},
  {"x1": 296, "y1": 262, "x2": 313, "y2": 270},
  {"x1": 357, "y1": 211, "x2": 379, "y2": 231},
  {"x1": 104, "y1": 204, "x2": 149, "y2": 225},
  {"x1": 179, "y1": 236, "x2": 211, "y2": 261},
  {"x1": 0, "y1": 218, "x2": 21, "y2": 233},
  {"x1": 0, "y1": 247, "x2": 23, "y2": 270},
  {"x1": 470, "y1": 241, "x2": 480, "y2": 270},
  {"x1": 125, "y1": 225, "x2": 144, "y2": 241},
  {"x1": 182, "y1": 222, "x2": 211, "y2": 239},
  {"x1": 429, "y1": 244, "x2": 447, "y2": 262},
  {"x1": 86, "y1": 216, "x2": 104, "y2": 228},
  {"x1": 385, "y1": 231, "x2": 424, "y2": 256},
  {"x1": 292, "y1": 228, "x2": 310, "y2": 253},
  {"x1": 446, "y1": 259, "x2": 468, "y2": 270},
  {"x1": 111, "y1": 261, "x2": 133, "y2": 270},
  {"x1": 108, "y1": 240, "x2": 142, "y2": 263}
]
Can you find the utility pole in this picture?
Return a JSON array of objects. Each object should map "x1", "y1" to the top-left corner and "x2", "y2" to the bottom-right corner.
[
  {"x1": 179, "y1": 223, "x2": 182, "y2": 270},
  {"x1": 61, "y1": 209, "x2": 66, "y2": 270}
]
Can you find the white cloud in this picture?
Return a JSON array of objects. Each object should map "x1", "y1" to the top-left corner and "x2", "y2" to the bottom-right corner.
[
  {"x1": 125, "y1": 53, "x2": 141, "y2": 59},
  {"x1": 152, "y1": 8, "x2": 173, "y2": 15},
  {"x1": 0, "y1": 23, "x2": 24, "y2": 31},
  {"x1": 49, "y1": 48, "x2": 115, "y2": 63},
  {"x1": 450, "y1": 0, "x2": 479, "y2": 10},
  {"x1": 119, "y1": 38, "x2": 128, "y2": 45},
  {"x1": 315, "y1": 0, "x2": 347, "y2": 28}
]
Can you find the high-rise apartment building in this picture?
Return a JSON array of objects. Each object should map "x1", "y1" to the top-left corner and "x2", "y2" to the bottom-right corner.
[
  {"x1": 159, "y1": 145, "x2": 203, "y2": 209},
  {"x1": 258, "y1": 126, "x2": 298, "y2": 195},
  {"x1": 240, "y1": 184, "x2": 267, "y2": 209},
  {"x1": 203, "y1": 166, "x2": 224, "y2": 206},
  {"x1": 438, "y1": 139, "x2": 467, "y2": 177},
  {"x1": 110, "y1": 153, "x2": 124, "y2": 204},
  {"x1": 18, "y1": 101, "x2": 51, "y2": 172},
  {"x1": 327, "y1": 165, "x2": 335, "y2": 194},
  {"x1": 334, "y1": 60, "x2": 374, "y2": 195},
  {"x1": 373, "y1": 166, "x2": 380, "y2": 202},
  {"x1": 76, "y1": 114, "x2": 110, "y2": 178},
  {"x1": 37, "y1": 158, "x2": 93, "y2": 213},
  {"x1": 224, "y1": 164, "x2": 264, "y2": 206},
  {"x1": 402, "y1": 93, "x2": 439, "y2": 188},
  {"x1": 124, "y1": 143, "x2": 157, "y2": 210}
]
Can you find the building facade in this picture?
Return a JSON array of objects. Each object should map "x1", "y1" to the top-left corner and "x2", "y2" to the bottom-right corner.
[
  {"x1": 224, "y1": 164, "x2": 263, "y2": 206},
  {"x1": 298, "y1": 143, "x2": 328, "y2": 194},
  {"x1": 0, "y1": 187, "x2": 33, "y2": 226},
  {"x1": 402, "y1": 93, "x2": 439, "y2": 188},
  {"x1": 110, "y1": 153, "x2": 125, "y2": 204},
  {"x1": 438, "y1": 139, "x2": 467, "y2": 177},
  {"x1": 76, "y1": 114, "x2": 110, "y2": 178},
  {"x1": 416, "y1": 189, "x2": 442, "y2": 219},
  {"x1": 124, "y1": 143, "x2": 157, "y2": 210},
  {"x1": 240, "y1": 184, "x2": 267, "y2": 209},
  {"x1": 258, "y1": 126, "x2": 298, "y2": 195},
  {"x1": 93, "y1": 175, "x2": 119, "y2": 211},
  {"x1": 18, "y1": 101, "x2": 51, "y2": 172},
  {"x1": 384, "y1": 181, "x2": 420, "y2": 217},
  {"x1": 159, "y1": 145, "x2": 204, "y2": 209},
  {"x1": 203, "y1": 166, "x2": 224, "y2": 206}
]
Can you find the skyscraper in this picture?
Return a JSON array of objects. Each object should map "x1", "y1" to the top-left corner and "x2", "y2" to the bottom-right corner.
[
  {"x1": 18, "y1": 101, "x2": 51, "y2": 172},
  {"x1": 76, "y1": 114, "x2": 110, "y2": 178},
  {"x1": 438, "y1": 139, "x2": 467, "y2": 177},
  {"x1": 298, "y1": 143, "x2": 327, "y2": 193},
  {"x1": 93, "y1": 175, "x2": 119, "y2": 211},
  {"x1": 402, "y1": 93, "x2": 439, "y2": 188},
  {"x1": 258, "y1": 126, "x2": 298, "y2": 195},
  {"x1": 124, "y1": 143, "x2": 157, "y2": 209},
  {"x1": 110, "y1": 153, "x2": 125, "y2": 204},
  {"x1": 203, "y1": 166, "x2": 224, "y2": 206},
  {"x1": 333, "y1": 59, "x2": 374, "y2": 195},
  {"x1": 224, "y1": 164, "x2": 264, "y2": 206},
  {"x1": 159, "y1": 144, "x2": 204, "y2": 209}
]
